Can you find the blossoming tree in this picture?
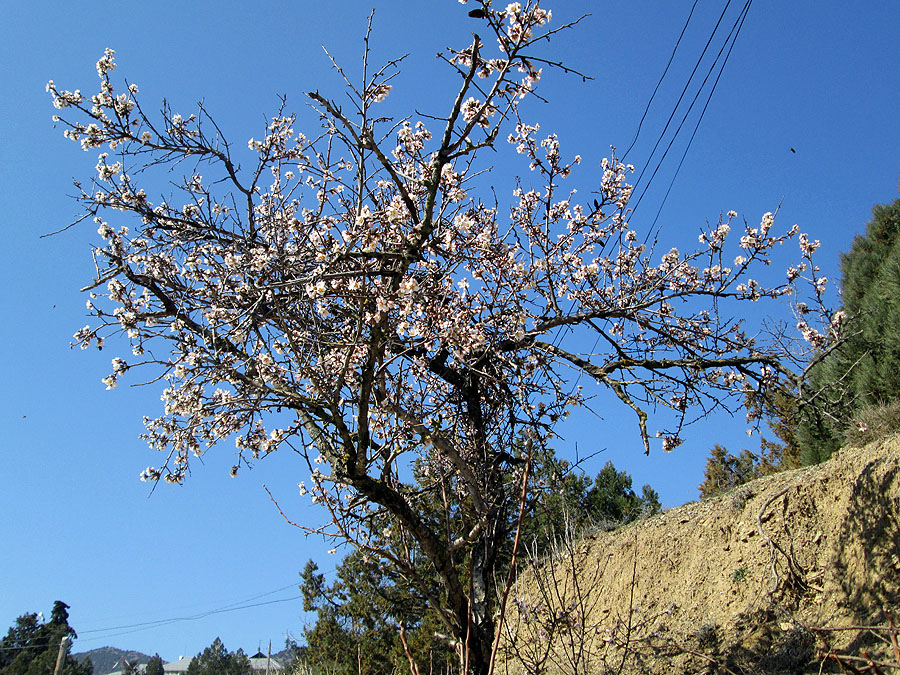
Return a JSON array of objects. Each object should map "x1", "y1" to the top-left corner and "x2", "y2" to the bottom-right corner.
[{"x1": 48, "y1": 2, "x2": 833, "y2": 673}]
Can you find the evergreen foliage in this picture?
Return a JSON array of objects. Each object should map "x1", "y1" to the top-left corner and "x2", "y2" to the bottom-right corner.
[
  {"x1": 585, "y1": 461, "x2": 661, "y2": 524},
  {"x1": 699, "y1": 445, "x2": 760, "y2": 499},
  {"x1": 0, "y1": 602, "x2": 92, "y2": 675},
  {"x1": 144, "y1": 655, "x2": 163, "y2": 675},
  {"x1": 798, "y1": 197, "x2": 900, "y2": 460},
  {"x1": 184, "y1": 638, "x2": 251, "y2": 675},
  {"x1": 699, "y1": 388, "x2": 803, "y2": 499},
  {"x1": 297, "y1": 553, "x2": 454, "y2": 675},
  {"x1": 530, "y1": 459, "x2": 661, "y2": 536}
]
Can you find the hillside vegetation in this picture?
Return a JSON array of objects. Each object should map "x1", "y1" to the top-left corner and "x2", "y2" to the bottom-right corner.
[
  {"x1": 74, "y1": 648, "x2": 151, "y2": 675},
  {"x1": 498, "y1": 437, "x2": 900, "y2": 674}
]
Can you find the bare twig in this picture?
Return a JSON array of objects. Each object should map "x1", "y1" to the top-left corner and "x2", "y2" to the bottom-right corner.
[
  {"x1": 756, "y1": 485, "x2": 806, "y2": 595},
  {"x1": 488, "y1": 440, "x2": 532, "y2": 675}
]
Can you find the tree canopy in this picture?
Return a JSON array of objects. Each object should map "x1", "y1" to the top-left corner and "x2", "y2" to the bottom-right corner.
[
  {"x1": 144, "y1": 655, "x2": 164, "y2": 675},
  {"x1": 798, "y1": 197, "x2": 900, "y2": 460},
  {"x1": 185, "y1": 638, "x2": 251, "y2": 675},
  {"x1": 0, "y1": 602, "x2": 92, "y2": 675},
  {"x1": 48, "y1": 2, "x2": 831, "y2": 673}
]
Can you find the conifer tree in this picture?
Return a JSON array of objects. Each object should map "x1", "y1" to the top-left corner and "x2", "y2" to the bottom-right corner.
[
  {"x1": 145, "y1": 655, "x2": 164, "y2": 675},
  {"x1": 185, "y1": 638, "x2": 251, "y2": 675},
  {"x1": 0, "y1": 602, "x2": 92, "y2": 675},
  {"x1": 798, "y1": 197, "x2": 900, "y2": 460}
]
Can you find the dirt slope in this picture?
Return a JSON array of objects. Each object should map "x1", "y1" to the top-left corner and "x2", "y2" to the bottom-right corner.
[{"x1": 498, "y1": 437, "x2": 900, "y2": 674}]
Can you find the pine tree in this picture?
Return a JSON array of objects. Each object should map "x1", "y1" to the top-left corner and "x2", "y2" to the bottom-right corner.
[
  {"x1": 698, "y1": 445, "x2": 761, "y2": 499},
  {"x1": 584, "y1": 461, "x2": 650, "y2": 524},
  {"x1": 185, "y1": 639, "x2": 251, "y2": 675},
  {"x1": 0, "y1": 602, "x2": 92, "y2": 675},
  {"x1": 798, "y1": 197, "x2": 900, "y2": 460},
  {"x1": 298, "y1": 549, "x2": 455, "y2": 675},
  {"x1": 145, "y1": 655, "x2": 164, "y2": 675},
  {"x1": 640, "y1": 484, "x2": 662, "y2": 515}
]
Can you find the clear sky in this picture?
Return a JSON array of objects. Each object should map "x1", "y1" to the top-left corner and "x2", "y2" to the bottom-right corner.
[{"x1": 2, "y1": 0, "x2": 899, "y2": 664}]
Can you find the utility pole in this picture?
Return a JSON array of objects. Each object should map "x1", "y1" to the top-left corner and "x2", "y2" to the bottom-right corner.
[
  {"x1": 265, "y1": 640, "x2": 271, "y2": 675},
  {"x1": 53, "y1": 635, "x2": 71, "y2": 675}
]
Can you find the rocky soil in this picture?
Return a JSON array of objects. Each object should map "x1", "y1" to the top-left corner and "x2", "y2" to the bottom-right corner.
[{"x1": 498, "y1": 436, "x2": 900, "y2": 674}]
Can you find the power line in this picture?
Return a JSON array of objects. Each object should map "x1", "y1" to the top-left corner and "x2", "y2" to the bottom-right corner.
[
  {"x1": 0, "y1": 581, "x2": 306, "y2": 651},
  {"x1": 0, "y1": 588, "x2": 305, "y2": 651},
  {"x1": 550, "y1": 1, "x2": 754, "y2": 449},
  {"x1": 75, "y1": 581, "x2": 302, "y2": 637},
  {"x1": 646, "y1": 0, "x2": 752, "y2": 238},
  {"x1": 626, "y1": 0, "x2": 738, "y2": 225},
  {"x1": 74, "y1": 581, "x2": 301, "y2": 635},
  {"x1": 621, "y1": 0, "x2": 702, "y2": 162},
  {"x1": 75, "y1": 594, "x2": 304, "y2": 644}
]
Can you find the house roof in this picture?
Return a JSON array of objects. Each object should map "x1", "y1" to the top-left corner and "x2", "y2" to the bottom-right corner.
[
  {"x1": 249, "y1": 656, "x2": 284, "y2": 671},
  {"x1": 109, "y1": 667, "x2": 146, "y2": 675},
  {"x1": 162, "y1": 656, "x2": 193, "y2": 673}
]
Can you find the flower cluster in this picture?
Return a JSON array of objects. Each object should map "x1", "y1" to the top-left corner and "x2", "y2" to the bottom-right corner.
[
  {"x1": 365, "y1": 83, "x2": 392, "y2": 103},
  {"x1": 503, "y1": 2, "x2": 552, "y2": 46}
]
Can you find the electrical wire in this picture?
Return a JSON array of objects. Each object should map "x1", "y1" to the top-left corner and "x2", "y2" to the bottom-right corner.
[
  {"x1": 637, "y1": 0, "x2": 752, "y2": 244},
  {"x1": 621, "y1": 0, "x2": 702, "y2": 162},
  {"x1": 627, "y1": 0, "x2": 735, "y2": 222},
  {"x1": 645, "y1": 0, "x2": 752, "y2": 239},
  {"x1": 547, "y1": 0, "x2": 754, "y2": 448},
  {"x1": 74, "y1": 594, "x2": 304, "y2": 644},
  {"x1": 0, "y1": 581, "x2": 306, "y2": 651}
]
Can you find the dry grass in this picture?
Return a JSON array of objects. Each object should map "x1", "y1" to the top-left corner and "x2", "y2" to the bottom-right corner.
[{"x1": 844, "y1": 399, "x2": 900, "y2": 447}]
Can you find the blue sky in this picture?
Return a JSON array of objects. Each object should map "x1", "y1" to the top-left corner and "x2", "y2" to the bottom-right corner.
[{"x1": 2, "y1": 0, "x2": 899, "y2": 663}]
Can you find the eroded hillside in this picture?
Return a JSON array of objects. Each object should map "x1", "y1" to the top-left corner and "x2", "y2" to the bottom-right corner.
[{"x1": 498, "y1": 437, "x2": 900, "y2": 674}]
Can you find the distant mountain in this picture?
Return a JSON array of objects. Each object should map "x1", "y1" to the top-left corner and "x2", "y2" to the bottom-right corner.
[
  {"x1": 74, "y1": 647, "x2": 153, "y2": 675},
  {"x1": 272, "y1": 647, "x2": 294, "y2": 666}
]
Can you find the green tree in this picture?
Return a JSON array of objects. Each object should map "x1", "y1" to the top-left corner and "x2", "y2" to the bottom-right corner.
[
  {"x1": 585, "y1": 461, "x2": 652, "y2": 524},
  {"x1": 144, "y1": 655, "x2": 164, "y2": 675},
  {"x1": 529, "y1": 457, "x2": 661, "y2": 538},
  {"x1": 833, "y1": 199, "x2": 900, "y2": 403},
  {"x1": 298, "y1": 542, "x2": 457, "y2": 674},
  {"x1": 0, "y1": 601, "x2": 92, "y2": 675},
  {"x1": 185, "y1": 638, "x2": 251, "y2": 675},
  {"x1": 640, "y1": 484, "x2": 662, "y2": 515},
  {"x1": 299, "y1": 555, "x2": 396, "y2": 675},
  {"x1": 798, "y1": 197, "x2": 900, "y2": 461},
  {"x1": 698, "y1": 444, "x2": 759, "y2": 499},
  {"x1": 699, "y1": 360, "x2": 815, "y2": 499}
]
